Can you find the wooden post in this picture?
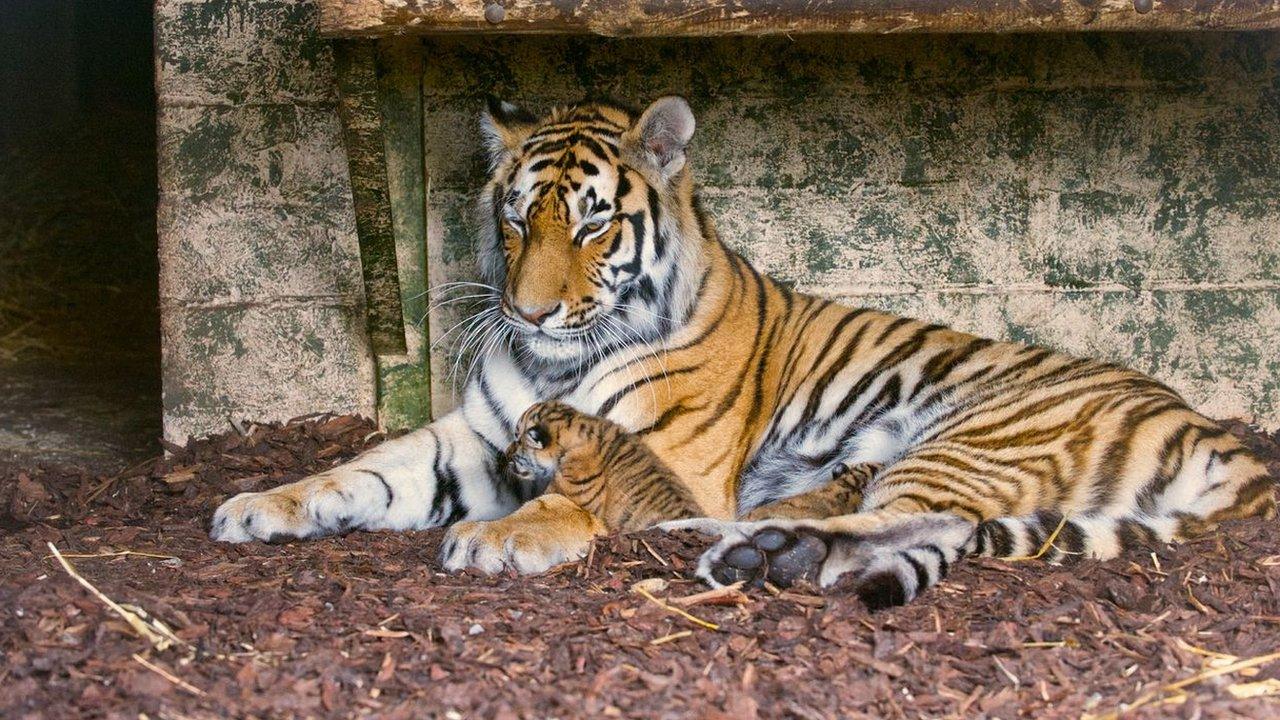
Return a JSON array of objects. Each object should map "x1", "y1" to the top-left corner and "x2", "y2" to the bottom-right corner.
[{"x1": 319, "y1": 0, "x2": 1280, "y2": 37}]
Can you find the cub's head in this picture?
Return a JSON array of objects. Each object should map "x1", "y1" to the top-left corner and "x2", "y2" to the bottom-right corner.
[
  {"x1": 504, "y1": 401, "x2": 610, "y2": 490},
  {"x1": 477, "y1": 96, "x2": 703, "y2": 363}
]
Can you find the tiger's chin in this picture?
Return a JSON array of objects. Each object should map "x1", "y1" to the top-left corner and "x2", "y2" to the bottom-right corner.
[{"x1": 519, "y1": 333, "x2": 591, "y2": 364}]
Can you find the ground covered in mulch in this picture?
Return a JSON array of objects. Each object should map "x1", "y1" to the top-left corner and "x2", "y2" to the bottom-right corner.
[{"x1": 2, "y1": 416, "x2": 1279, "y2": 719}]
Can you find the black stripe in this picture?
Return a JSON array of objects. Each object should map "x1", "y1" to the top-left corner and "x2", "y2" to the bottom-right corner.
[
  {"x1": 856, "y1": 572, "x2": 909, "y2": 610},
  {"x1": 983, "y1": 521, "x2": 1016, "y2": 557},
  {"x1": 595, "y1": 365, "x2": 700, "y2": 418},
  {"x1": 1135, "y1": 424, "x2": 1197, "y2": 512},
  {"x1": 1057, "y1": 519, "x2": 1087, "y2": 561},
  {"x1": 793, "y1": 310, "x2": 871, "y2": 427},
  {"x1": 899, "y1": 551, "x2": 930, "y2": 594},
  {"x1": 648, "y1": 186, "x2": 666, "y2": 261},
  {"x1": 357, "y1": 469, "x2": 394, "y2": 509},
  {"x1": 1089, "y1": 398, "x2": 1182, "y2": 510},
  {"x1": 827, "y1": 326, "x2": 939, "y2": 426},
  {"x1": 478, "y1": 373, "x2": 509, "y2": 432},
  {"x1": 907, "y1": 338, "x2": 993, "y2": 403},
  {"x1": 873, "y1": 317, "x2": 914, "y2": 346},
  {"x1": 677, "y1": 260, "x2": 768, "y2": 443},
  {"x1": 921, "y1": 544, "x2": 950, "y2": 577}
]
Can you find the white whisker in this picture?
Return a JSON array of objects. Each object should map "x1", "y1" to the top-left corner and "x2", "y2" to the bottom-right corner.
[
  {"x1": 450, "y1": 311, "x2": 502, "y2": 389},
  {"x1": 414, "y1": 292, "x2": 498, "y2": 328},
  {"x1": 430, "y1": 305, "x2": 502, "y2": 353}
]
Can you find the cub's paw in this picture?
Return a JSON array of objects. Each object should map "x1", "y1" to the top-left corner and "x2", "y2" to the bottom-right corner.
[
  {"x1": 210, "y1": 470, "x2": 391, "y2": 543},
  {"x1": 439, "y1": 494, "x2": 605, "y2": 575}
]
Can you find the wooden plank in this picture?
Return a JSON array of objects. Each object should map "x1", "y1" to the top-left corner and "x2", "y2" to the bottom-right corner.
[
  {"x1": 375, "y1": 38, "x2": 434, "y2": 428},
  {"x1": 334, "y1": 40, "x2": 408, "y2": 355},
  {"x1": 319, "y1": 0, "x2": 1280, "y2": 37}
]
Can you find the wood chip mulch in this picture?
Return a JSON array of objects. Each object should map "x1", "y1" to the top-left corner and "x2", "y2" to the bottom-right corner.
[{"x1": 2, "y1": 415, "x2": 1279, "y2": 719}]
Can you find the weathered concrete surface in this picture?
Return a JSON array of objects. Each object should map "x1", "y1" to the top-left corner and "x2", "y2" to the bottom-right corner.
[
  {"x1": 423, "y1": 33, "x2": 1280, "y2": 428},
  {"x1": 156, "y1": 0, "x2": 375, "y2": 442}
]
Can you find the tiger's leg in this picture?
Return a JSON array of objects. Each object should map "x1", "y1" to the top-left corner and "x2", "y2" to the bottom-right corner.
[
  {"x1": 699, "y1": 425, "x2": 1274, "y2": 608},
  {"x1": 440, "y1": 467, "x2": 684, "y2": 575},
  {"x1": 697, "y1": 502, "x2": 977, "y2": 608},
  {"x1": 212, "y1": 353, "x2": 538, "y2": 543},
  {"x1": 742, "y1": 462, "x2": 880, "y2": 521},
  {"x1": 441, "y1": 493, "x2": 606, "y2": 574}
]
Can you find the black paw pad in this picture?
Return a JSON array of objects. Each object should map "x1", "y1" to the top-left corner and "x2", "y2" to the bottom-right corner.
[
  {"x1": 765, "y1": 534, "x2": 827, "y2": 586},
  {"x1": 711, "y1": 563, "x2": 756, "y2": 586},
  {"x1": 724, "y1": 544, "x2": 765, "y2": 570},
  {"x1": 708, "y1": 528, "x2": 831, "y2": 589},
  {"x1": 754, "y1": 528, "x2": 790, "y2": 552},
  {"x1": 855, "y1": 571, "x2": 908, "y2": 610}
]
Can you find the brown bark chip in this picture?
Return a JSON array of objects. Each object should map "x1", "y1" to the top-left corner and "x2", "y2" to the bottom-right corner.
[{"x1": 2, "y1": 414, "x2": 1279, "y2": 718}]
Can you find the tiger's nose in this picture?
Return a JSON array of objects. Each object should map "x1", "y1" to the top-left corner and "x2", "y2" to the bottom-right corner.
[{"x1": 514, "y1": 301, "x2": 559, "y2": 326}]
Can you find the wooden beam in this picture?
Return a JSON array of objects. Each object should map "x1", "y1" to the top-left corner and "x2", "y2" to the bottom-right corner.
[
  {"x1": 319, "y1": 0, "x2": 1280, "y2": 37},
  {"x1": 334, "y1": 40, "x2": 408, "y2": 356}
]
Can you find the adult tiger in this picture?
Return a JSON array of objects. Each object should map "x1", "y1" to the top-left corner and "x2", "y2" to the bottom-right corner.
[{"x1": 211, "y1": 97, "x2": 1275, "y2": 607}]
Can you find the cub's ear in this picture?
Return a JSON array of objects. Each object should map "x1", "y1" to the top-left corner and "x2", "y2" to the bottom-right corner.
[
  {"x1": 480, "y1": 96, "x2": 537, "y2": 169},
  {"x1": 623, "y1": 96, "x2": 695, "y2": 180}
]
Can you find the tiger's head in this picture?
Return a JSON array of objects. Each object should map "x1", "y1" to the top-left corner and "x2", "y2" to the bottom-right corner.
[{"x1": 476, "y1": 96, "x2": 707, "y2": 364}]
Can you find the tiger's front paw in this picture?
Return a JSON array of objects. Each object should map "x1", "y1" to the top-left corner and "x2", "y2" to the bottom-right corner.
[
  {"x1": 439, "y1": 494, "x2": 605, "y2": 575},
  {"x1": 210, "y1": 470, "x2": 392, "y2": 543}
]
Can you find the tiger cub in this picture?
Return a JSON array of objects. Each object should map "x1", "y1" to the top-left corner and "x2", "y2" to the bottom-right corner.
[
  {"x1": 505, "y1": 401, "x2": 702, "y2": 531},
  {"x1": 507, "y1": 402, "x2": 882, "y2": 531}
]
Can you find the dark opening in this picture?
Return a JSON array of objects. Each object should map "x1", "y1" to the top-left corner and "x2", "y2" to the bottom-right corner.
[{"x1": 0, "y1": 0, "x2": 160, "y2": 471}]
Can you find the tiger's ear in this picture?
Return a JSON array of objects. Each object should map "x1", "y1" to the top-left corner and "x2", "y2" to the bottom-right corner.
[
  {"x1": 480, "y1": 97, "x2": 537, "y2": 169},
  {"x1": 623, "y1": 96, "x2": 695, "y2": 180}
]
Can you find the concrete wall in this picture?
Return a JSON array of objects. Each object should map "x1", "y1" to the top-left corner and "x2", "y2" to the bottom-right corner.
[
  {"x1": 155, "y1": 0, "x2": 1280, "y2": 436},
  {"x1": 156, "y1": 0, "x2": 374, "y2": 442},
  {"x1": 423, "y1": 34, "x2": 1280, "y2": 428}
]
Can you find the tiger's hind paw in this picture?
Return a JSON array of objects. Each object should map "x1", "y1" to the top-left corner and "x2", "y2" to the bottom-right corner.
[
  {"x1": 695, "y1": 514, "x2": 977, "y2": 609},
  {"x1": 697, "y1": 523, "x2": 832, "y2": 589}
]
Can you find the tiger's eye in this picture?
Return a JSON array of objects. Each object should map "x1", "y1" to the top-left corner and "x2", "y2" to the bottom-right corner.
[
  {"x1": 578, "y1": 219, "x2": 609, "y2": 243},
  {"x1": 524, "y1": 425, "x2": 549, "y2": 449}
]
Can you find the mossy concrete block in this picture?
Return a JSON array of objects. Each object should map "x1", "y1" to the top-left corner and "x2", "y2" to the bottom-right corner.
[
  {"x1": 157, "y1": 104, "x2": 353, "y2": 208},
  {"x1": 155, "y1": 0, "x2": 338, "y2": 106},
  {"x1": 156, "y1": 198, "x2": 364, "y2": 305},
  {"x1": 156, "y1": 0, "x2": 374, "y2": 442},
  {"x1": 160, "y1": 303, "x2": 376, "y2": 443}
]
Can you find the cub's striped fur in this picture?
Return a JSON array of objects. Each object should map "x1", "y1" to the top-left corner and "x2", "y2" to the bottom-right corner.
[
  {"x1": 505, "y1": 401, "x2": 701, "y2": 531},
  {"x1": 211, "y1": 95, "x2": 1276, "y2": 608}
]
